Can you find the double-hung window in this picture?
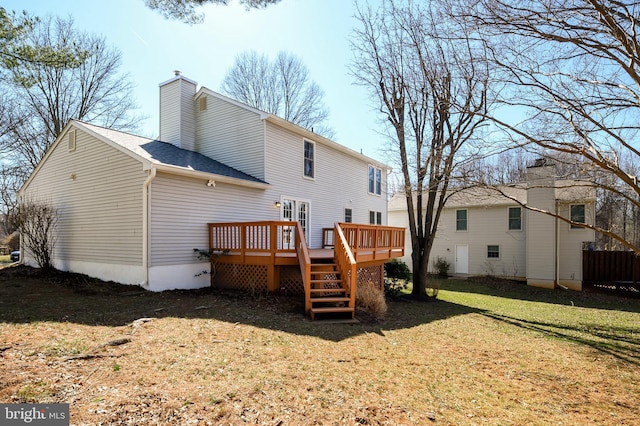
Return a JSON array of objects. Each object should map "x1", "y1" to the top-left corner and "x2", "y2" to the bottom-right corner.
[
  {"x1": 369, "y1": 211, "x2": 382, "y2": 225},
  {"x1": 508, "y1": 207, "x2": 522, "y2": 230},
  {"x1": 456, "y1": 209, "x2": 468, "y2": 231},
  {"x1": 303, "y1": 140, "x2": 314, "y2": 179},
  {"x1": 344, "y1": 208, "x2": 353, "y2": 223},
  {"x1": 368, "y1": 165, "x2": 382, "y2": 195},
  {"x1": 570, "y1": 204, "x2": 585, "y2": 229},
  {"x1": 487, "y1": 245, "x2": 500, "y2": 259}
]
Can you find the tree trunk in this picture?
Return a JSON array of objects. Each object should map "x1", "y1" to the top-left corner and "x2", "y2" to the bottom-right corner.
[{"x1": 410, "y1": 245, "x2": 431, "y2": 300}]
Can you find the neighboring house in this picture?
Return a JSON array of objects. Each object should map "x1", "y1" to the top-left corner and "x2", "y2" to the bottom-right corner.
[
  {"x1": 18, "y1": 73, "x2": 401, "y2": 303},
  {"x1": 388, "y1": 162, "x2": 596, "y2": 290}
]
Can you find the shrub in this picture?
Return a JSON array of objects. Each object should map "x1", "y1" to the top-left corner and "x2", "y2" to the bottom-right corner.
[
  {"x1": 356, "y1": 280, "x2": 387, "y2": 319},
  {"x1": 432, "y1": 256, "x2": 450, "y2": 277},
  {"x1": 10, "y1": 199, "x2": 58, "y2": 270},
  {"x1": 384, "y1": 259, "x2": 411, "y2": 297}
]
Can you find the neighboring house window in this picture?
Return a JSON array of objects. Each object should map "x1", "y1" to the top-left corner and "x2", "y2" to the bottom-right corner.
[
  {"x1": 368, "y1": 165, "x2": 382, "y2": 195},
  {"x1": 369, "y1": 211, "x2": 382, "y2": 225},
  {"x1": 487, "y1": 245, "x2": 500, "y2": 259},
  {"x1": 304, "y1": 140, "x2": 314, "y2": 179},
  {"x1": 508, "y1": 207, "x2": 522, "y2": 230},
  {"x1": 456, "y1": 209, "x2": 468, "y2": 231},
  {"x1": 570, "y1": 204, "x2": 586, "y2": 229},
  {"x1": 344, "y1": 208, "x2": 352, "y2": 223}
]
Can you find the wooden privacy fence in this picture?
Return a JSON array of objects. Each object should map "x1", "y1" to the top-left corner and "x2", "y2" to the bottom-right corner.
[{"x1": 582, "y1": 250, "x2": 640, "y2": 283}]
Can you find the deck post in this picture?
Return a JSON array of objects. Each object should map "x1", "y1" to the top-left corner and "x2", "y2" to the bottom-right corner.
[{"x1": 267, "y1": 264, "x2": 279, "y2": 292}]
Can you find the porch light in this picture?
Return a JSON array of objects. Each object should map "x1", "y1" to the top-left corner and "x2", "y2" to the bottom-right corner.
[{"x1": 274, "y1": 201, "x2": 281, "y2": 208}]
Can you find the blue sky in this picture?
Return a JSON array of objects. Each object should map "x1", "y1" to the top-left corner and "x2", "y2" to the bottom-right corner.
[{"x1": 4, "y1": 0, "x2": 389, "y2": 162}]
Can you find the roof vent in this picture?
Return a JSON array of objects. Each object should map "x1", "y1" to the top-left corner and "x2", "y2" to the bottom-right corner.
[{"x1": 174, "y1": 70, "x2": 181, "y2": 76}]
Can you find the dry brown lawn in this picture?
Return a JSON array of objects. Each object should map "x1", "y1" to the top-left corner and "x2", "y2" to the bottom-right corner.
[{"x1": 1, "y1": 265, "x2": 638, "y2": 425}]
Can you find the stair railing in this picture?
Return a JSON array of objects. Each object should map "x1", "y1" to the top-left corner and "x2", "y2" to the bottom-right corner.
[
  {"x1": 333, "y1": 222, "x2": 357, "y2": 311},
  {"x1": 295, "y1": 221, "x2": 312, "y2": 314}
]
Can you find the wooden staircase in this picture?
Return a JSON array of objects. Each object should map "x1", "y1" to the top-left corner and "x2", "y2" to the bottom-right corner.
[{"x1": 308, "y1": 258, "x2": 354, "y2": 320}]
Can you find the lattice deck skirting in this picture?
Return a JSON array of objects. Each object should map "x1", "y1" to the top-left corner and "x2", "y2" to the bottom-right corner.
[
  {"x1": 213, "y1": 263, "x2": 385, "y2": 296},
  {"x1": 214, "y1": 263, "x2": 269, "y2": 293}
]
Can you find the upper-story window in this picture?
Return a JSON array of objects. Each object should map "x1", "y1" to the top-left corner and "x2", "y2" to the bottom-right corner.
[
  {"x1": 368, "y1": 165, "x2": 382, "y2": 195},
  {"x1": 570, "y1": 204, "x2": 585, "y2": 229},
  {"x1": 456, "y1": 209, "x2": 468, "y2": 231},
  {"x1": 508, "y1": 207, "x2": 522, "y2": 230},
  {"x1": 303, "y1": 140, "x2": 315, "y2": 179}
]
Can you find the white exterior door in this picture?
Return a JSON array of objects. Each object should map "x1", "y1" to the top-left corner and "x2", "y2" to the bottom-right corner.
[
  {"x1": 455, "y1": 244, "x2": 469, "y2": 274},
  {"x1": 281, "y1": 198, "x2": 310, "y2": 245}
]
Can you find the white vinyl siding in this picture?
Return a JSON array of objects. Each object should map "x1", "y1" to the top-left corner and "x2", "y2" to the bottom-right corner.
[
  {"x1": 393, "y1": 204, "x2": 526, "y2": 278},
  {"x1": 149, "y1": 173, "x2": 274, "y2": 266},
  {"x1": 21, "y1": 128, "x2": 146, "y2": 267},
  {"x1": 160, "y1": 77, "x2": 197, "y2": 151},
  {"x1": 265, "y1": 122, "x2": 387, "y2": 247},
  {"x1": 525, "y1": 180, "x2": 557, "y2": 284},
  {"x1": 557, "y1": 202, "x2": 595, "y2": 284},
  {"x1": 195, "y1": 94, "x2": 266, "y2": 180}
]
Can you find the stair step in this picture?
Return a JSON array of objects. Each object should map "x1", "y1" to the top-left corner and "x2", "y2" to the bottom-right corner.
[
  {"x1": 310, "y1": 306, "x2": 354, "y2": 320},
  {"x1": 310, "y1": 297, "x2": 350, "y2": 303},
  {"x1": 310, "y1": 288, "x2": 347, "y2": 294},
  {"x1": 310, "y1": 279, "x2": 342, "y2": 284}
]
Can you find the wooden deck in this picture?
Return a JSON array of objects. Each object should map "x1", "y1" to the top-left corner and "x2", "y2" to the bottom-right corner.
[{"x1": 207, "y1": 221, "x2": 405, "y2": 319}]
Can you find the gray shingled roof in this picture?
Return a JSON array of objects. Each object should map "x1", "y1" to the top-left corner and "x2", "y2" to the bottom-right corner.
[
  {"x1": 140, "y1": 140, "x2": 267, "y2": 183},
  {"x1": 76, "y1": 120, "x2": 267, "y2": 185}
]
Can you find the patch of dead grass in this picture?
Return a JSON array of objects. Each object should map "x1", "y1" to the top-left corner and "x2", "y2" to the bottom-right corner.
[{"x1": 0, "y1": 266, "x2": 638, "y2": 424}]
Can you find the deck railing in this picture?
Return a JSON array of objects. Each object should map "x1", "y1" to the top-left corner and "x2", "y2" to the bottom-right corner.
[
  {"x1": 208, "y1": 221, "x2": 299, "y2": 262},
  {"x1": 338, "y1": 223, "x2": 405, "y2": 262},
  {"x1": 296, "y1": 221, "x2": 312, "y2": 312},
  {"x1": 334, "y1": 223, "x2": 357, "y2": 311}
]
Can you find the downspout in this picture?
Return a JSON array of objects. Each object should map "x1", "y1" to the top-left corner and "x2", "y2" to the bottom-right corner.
[
  {"x1": 555, "y1": 199, "x2": 559, "y2": 287},
  {"x1": 142, "y1": 168, "x2": 157, "y2": 289}
]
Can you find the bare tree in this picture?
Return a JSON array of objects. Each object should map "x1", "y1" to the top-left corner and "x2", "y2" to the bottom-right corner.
[
  {"x1": 10, "y1": 198, "x2": 58, "y2": 270},
  {"x1": 144, "y1": 0, "x2": 282, "y2": 24},
  {"x1": 221, "y1": 50, "x2": 334, "y2": 138},
  {"x1": 0, "y1": 15, "x2": 141, "y2": 217},
  {"x1": 351, "y1": 0, "x2": 491, "y2": 299},
  {"x1": 462, "y1": 0, "x2": 640, "y2": 253}
]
